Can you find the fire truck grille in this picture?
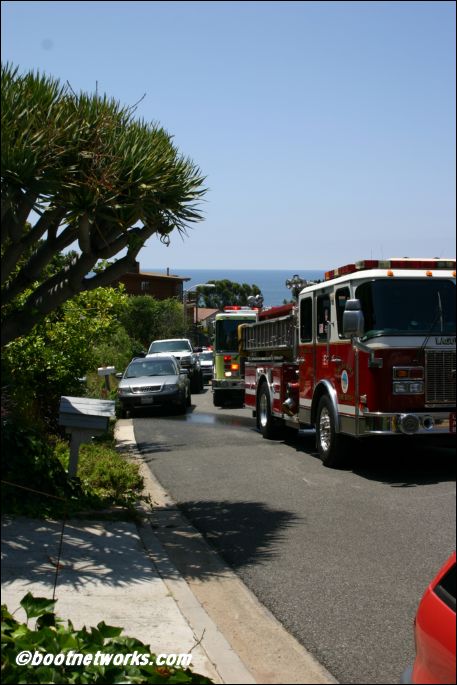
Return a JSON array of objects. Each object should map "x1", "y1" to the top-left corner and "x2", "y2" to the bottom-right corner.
[{"x1": 425, "y1": 350, "x2": 456, "y2": 405}]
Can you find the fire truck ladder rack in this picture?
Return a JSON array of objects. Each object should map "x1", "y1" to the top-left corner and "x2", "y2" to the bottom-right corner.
[{"x1": 241, "y1": 314, "x2": 296, "y2": 358}]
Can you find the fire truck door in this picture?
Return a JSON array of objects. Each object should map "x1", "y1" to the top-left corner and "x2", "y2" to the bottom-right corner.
[{"x1": 298, "y1": 296, "x2": 314, "y2": 421}]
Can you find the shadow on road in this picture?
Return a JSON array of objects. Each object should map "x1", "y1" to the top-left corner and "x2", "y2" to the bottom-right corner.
[
  {"x1": 151, "y1": 499, "x2": 302, "y2": 580},
  {"x1": 283, "y1": 431, "x2": 456, "y2": 487},
  {"x1": 2, "y1": 501, "x2": 302, "y2": 587},
  {"x1": 350, "y1": 439, "x2": 456, "y2": 487}
]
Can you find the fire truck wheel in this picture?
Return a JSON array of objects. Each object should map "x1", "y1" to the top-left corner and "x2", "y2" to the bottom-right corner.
[
  {"x1": 191, "y1": 371, "x2": 203, "y2": 394},
  {"x1": 213, "y1": 390, "x2": 224, "y2": 407},
  {"x1": 316, "y1": 395, "x2": 348, "y2": 468},
  {"x1": 258, "y1": 383, "x2": 283, "y2": 439}
]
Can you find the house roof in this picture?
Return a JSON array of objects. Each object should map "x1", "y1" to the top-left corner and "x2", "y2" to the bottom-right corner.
[
  {"x1": 132, "y1": 271, "x2": 191, "y2": 282},
  {"x1": 194, "y1": 308, "x2": 219, "y2": 322}
]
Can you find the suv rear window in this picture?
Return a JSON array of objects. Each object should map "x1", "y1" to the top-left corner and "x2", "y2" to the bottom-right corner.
[{"x1": 148, "y1": 340, "x2": 191, "y2": 353}]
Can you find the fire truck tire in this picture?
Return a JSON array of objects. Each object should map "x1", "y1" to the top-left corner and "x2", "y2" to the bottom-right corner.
[
  {"x1": 258, "y1": 383, "x2": 284, "y2": 439},
  {"x1": 191, "y1": 371, "x2": 204, "y2": 394},
  {"x1": 213, "y1": 390, "x2": 224, "y2": 407},
  {"x1": 316, "y1": 395, "x2": 349, "y2": 468}
]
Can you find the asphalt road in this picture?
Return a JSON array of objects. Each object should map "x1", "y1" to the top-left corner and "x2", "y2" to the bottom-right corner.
[{"x1": 133, "y1": 387, "x2": 456, "y2": 685}]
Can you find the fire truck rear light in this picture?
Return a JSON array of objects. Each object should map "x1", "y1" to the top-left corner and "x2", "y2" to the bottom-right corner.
[
  {"x1": 223, "y1": 355, "x2": 232, "y2": 362},
  {"x1": 426, "y1": 271, "x2": 433, "y2": 277},
  {"x1": 231, "y1": 363, "x2": 240, "y2": 371},
  {"x1": 387, "y1": 270, "x2": 394, "y2": 277},
  {"x1": 224, "y1": 371, "x2": 232, "y2": 377}
]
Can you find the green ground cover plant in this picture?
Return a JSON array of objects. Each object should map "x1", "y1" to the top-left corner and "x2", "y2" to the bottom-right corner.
[
  {"x1": 1, "y1": 422, "x2": 144, "y2": 518},
  {"x1": 2, "y1": 593, "x2": 213, "y2": 684}
]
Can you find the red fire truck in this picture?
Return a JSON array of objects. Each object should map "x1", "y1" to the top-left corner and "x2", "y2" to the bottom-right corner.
[{"x1": 242, "y1": 259, "x2": 456, "y2": 467}]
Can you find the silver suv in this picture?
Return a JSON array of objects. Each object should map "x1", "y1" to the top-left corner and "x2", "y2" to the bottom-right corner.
[
  {"x1": 147, "y1": 338, "x2": 204, "y2": 393},
  {"x1": 117, "y1": 355, "x2": 191, "y2": 417}
]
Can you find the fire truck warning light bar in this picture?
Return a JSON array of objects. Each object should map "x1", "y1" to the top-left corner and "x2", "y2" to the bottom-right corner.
[{"x1": 324, "y1": 259, "x2": 456, "y2": 282}]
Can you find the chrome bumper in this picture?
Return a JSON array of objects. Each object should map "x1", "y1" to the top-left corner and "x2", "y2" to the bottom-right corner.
[
  {"x1": 212, "y1": 379, "x2": 245, "y2": 391},
  {"x1": 358, "y1": 411, "x2": 456, "y2": 436}
]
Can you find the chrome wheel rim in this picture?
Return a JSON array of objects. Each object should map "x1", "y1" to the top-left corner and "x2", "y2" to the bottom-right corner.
[
  {"x1": 319, "y1": 407, "x2": 331, "y2": 452},
  {"x1": 259, "y1": 393, "x2": 269, "y2": 428}
]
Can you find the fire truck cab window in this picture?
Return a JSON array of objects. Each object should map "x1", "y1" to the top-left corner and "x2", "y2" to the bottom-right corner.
[
  {"x1": 355, "y1": 278, "x2": 456, "y2": 338},
  {"x1": 299, "y1": 297, "x2": 312, "y2": 342},
  {"x1": 215, "y1": 319, "x2": 239, "y2": 352},
  {"x1": 336, "y1": 287, "x2": 350, "y2": 338},
  {"x1": 317, "y1": 294, "x2": 331, "y2": 341}
]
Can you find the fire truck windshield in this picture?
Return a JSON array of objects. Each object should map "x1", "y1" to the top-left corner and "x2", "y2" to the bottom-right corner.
[
  {"x1": 215, "y1": 319, "x2": 240, "y2": 352},
  {"x1": 355, "y1": 278, "x2": 456, "y2": 339}
]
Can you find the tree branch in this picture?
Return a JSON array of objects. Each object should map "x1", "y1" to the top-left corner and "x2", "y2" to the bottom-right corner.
[
  {"x1": 81, "y1": 253, "x2": 140, "y2": 291},
  {"x1": 1, "y1": 224, "x2": 78, "y2": 306},
  {"x1": 1, "y1": 207, "x2": 67, "y2": 286},
  {"x1": 1, "y1": 219, "x2": 162, "y2": 346},
  {"x1": 77, "y1": 213, "x2": 93, "y2": 254},
  {"x1": 2, "y1": 188, "x2": 39, "y2": 243}
]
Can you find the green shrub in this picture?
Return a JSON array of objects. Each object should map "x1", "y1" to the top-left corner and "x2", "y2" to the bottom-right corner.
[
  {"x1": 56, "y1": 434, "x2": 144, "y2": 508},
  {"x1": 91, "y1": 324, "x2": 137, "y2": 376},
  {"x1": 1, "y1": 594, "x2": 214, "y2": 683},
  {"x1": 78, "y1": 443, "x2": 143, "y2": 506},
  {"x1": 1, "y1": 420, "x2": 82, "y2": 517},
  {"x1": 2, "y1": 420, "x2": 144, "y2": 518},
  {"x1": 119, "y1": 297, "x2": 185, "y2": 348},
  {"x1": 2, "y1": 287, "x2": 128, "y2": 431}
]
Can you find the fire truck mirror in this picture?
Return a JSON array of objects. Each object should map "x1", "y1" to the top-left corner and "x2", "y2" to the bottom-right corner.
[{"x1": 343, "y1": 299, "x2": 365, "y2": 338}]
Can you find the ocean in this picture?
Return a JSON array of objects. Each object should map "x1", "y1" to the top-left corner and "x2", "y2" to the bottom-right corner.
[{"x1": 148, "y1": 268, "x2": 325, "y2": 307}]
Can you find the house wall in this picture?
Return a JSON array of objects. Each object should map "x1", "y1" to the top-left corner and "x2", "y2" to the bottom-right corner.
[{"x1": 116, "y1": 273, "x2": 185, "y2": 299}]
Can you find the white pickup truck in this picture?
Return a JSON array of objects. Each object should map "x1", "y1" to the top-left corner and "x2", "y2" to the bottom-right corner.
[{"x1": 146, "y1": 338, "x2": 204, "y2": 393}]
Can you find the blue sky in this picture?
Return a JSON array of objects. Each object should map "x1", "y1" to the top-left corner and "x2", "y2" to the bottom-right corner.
[{"x1": 2, "y1": 1, "x2": 455, "y2": 270}]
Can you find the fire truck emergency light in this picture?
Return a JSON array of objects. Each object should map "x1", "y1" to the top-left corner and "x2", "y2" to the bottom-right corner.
[{"x1": 325, "y1": 258, "x2": 456, "y2": 281}]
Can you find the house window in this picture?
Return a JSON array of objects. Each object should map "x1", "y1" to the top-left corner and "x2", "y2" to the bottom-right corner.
[{"x1": 141, "y1": 281, "x2": 150, "y2": 291}]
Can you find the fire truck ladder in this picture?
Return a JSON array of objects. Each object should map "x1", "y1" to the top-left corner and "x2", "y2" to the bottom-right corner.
[{"x1": 241, "y1": 314, "x2": 296, "y2": 358}]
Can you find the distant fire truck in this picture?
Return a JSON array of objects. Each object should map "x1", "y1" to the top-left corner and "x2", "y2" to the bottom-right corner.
[
  {"x1": 242, "y1": 259, "x2": 456, "y2": 467},
  {"x1": 212, "y1": 306, "x2": 258, "y2": 406}
]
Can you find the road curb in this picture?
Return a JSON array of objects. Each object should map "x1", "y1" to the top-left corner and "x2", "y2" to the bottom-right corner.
[
  {"x1": 116, "y1": 420, "x2": 256, "y2": 684},
  {"x1": 115, "y1": 420, "x2": 338, "y2": 684}
]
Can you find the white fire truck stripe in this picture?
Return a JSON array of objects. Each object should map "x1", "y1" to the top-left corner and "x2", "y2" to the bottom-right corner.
[
  {"x1": 338, "y1": 403, "x2": 356, "y2": 415},
  {"x1": 299, "y1": 400, "x2": 356, "y2": 415}
]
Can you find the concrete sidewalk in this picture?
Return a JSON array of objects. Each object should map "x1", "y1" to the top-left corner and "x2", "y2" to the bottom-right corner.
[
  {"x1": 1, "y1": 421, "x2": 337, "y2": 684},
  {"x1": 1, "y1": 516, "x2": 252, "y2": 683}
]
